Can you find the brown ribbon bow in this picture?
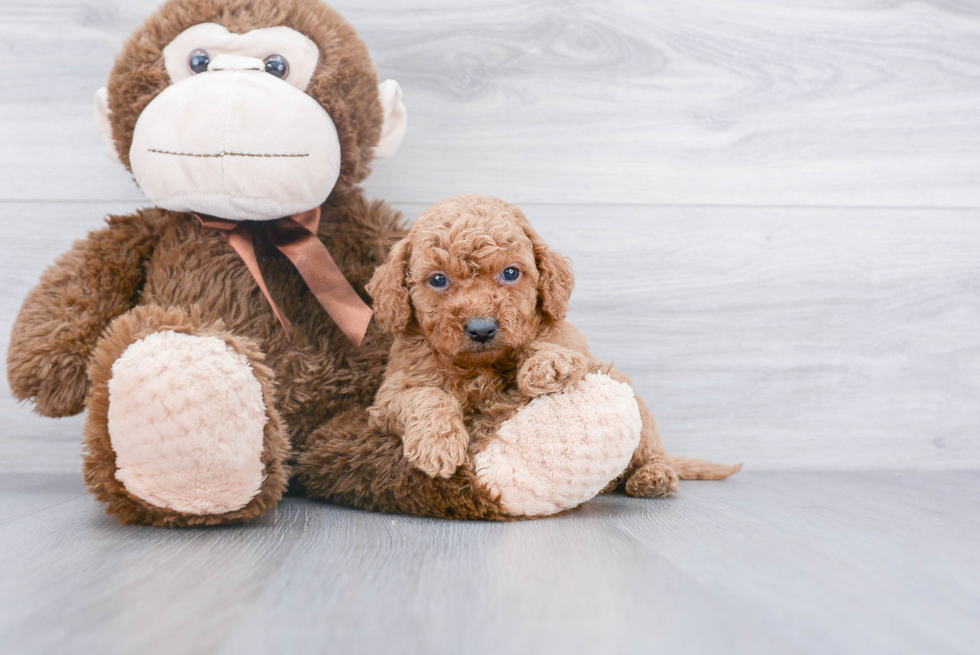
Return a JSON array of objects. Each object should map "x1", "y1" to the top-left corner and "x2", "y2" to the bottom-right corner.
[{"x1": 197, "y1": 207, "x2": 373, "y2": 347}]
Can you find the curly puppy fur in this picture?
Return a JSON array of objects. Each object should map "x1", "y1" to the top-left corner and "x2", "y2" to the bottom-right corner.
[{"x1": 363, "y1": 194, "x2": 741, "y2": 492}]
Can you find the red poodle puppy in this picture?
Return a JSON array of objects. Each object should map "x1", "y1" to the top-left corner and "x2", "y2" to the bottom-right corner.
[{"x1": 365, "y1": 194, "x2": 740, "y2": 495}]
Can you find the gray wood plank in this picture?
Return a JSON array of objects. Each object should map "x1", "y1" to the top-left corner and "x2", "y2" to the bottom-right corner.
[
  {"x1": 0, "y1": 473, "x2": 85, "y2": 525},
  {"x1": 525, "y1": 204, "x2": 980, "y2": 470},
  {"x1": 0, "y1": 472, "x2": 977, "y2": 654},
  {"x1": 605, "y1": 471, "x2": 980, "y2": 655},
  {"x1": 1, "y1": 0, "x2": 979, "y2": 206},
  {"x1": 0, "y1": 491, "x2": 314, "y2": 655},
  {"x1": 3, "y1": 201, "x2": 977, "y2": 472}
]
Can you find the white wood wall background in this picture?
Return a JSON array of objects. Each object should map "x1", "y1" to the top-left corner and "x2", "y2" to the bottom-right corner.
[{"x1": 1, "y1": 0, "x2": 978, "y2": 472}]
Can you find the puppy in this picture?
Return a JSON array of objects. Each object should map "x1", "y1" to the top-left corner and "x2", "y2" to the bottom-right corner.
[{"x1": 366, "y1": 194, "x2": 739, "y2": 495}]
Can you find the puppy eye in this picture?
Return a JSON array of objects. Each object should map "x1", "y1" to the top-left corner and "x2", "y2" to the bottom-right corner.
[
  {"x1": 501, "y1": 267, "x2": 521, "y2": 283},
  {"x1": 188, "y1": 50, "x2": 211, "y2": 74},
  {"x1": 428, "y1": 273, "x2": 449, "y2": 289},
  {"x1": 264, "y1": 55, "x2": 289, "y2": 79}
]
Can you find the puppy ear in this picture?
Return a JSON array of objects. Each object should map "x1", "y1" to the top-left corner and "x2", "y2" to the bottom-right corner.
[
  {"x1": 527, "y1": 228, "x2": 574, "y2": 323},
  {"x1": 367, "y1": 237, "x2": 413, "y2": 333}
]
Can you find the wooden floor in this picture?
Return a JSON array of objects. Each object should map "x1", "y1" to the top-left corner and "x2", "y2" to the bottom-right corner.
[{"x1": 0, "y1": 471, "x2": 976, "y2": 655}]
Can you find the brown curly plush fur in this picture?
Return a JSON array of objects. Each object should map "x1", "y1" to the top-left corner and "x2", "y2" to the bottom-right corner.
[
  {"x1": 6, "y1": 0, "x2": 403, "y2": 526},
  {"x1": 297, "y1": 195, "x2": 741, "y2": 518}
]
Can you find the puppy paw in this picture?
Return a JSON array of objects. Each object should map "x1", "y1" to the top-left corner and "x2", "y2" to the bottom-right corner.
[
  {"x1": 402, "y1": 415, "x2": 470, "y2": 478},
  {"x1": 518, "y1": 347, "x2": 594, "y2": 397},
  {"x1": 625, "y1": 460, "x2": 680, "y2": 498}
]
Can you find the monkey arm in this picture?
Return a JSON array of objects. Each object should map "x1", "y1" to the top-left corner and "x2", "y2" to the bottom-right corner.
[{"x1": 7, "y1": 211, "x2": 160, "y2": 417}]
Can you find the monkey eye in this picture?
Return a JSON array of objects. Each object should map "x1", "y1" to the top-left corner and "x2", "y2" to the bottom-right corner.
[
  {"x1": 188, "y1": 49, "x2": 211, "y2": 74},
  {"x1": 264, "y1": 55, "x2": 289, "y2": 79},
  {"x1": 428, "y1": 273, "x2": 450, "y2": 290},
  {"x1": 501, "y1": 267, "x2": 521, "y2": 283}
]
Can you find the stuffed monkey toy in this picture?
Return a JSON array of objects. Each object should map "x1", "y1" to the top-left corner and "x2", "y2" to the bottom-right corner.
[{"x1": 7, "y1": 0, "x2": 666, "y2": 527}]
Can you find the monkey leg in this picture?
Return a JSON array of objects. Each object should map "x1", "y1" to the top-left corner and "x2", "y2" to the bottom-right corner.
[
  {"x1": 297, "y1": 408, "x2": 508, "y2": 520},
  {"x1": 83, "y1": 305, "x2": 290, "y2": 527},
  {"x1": 297, "y1": 372, "x2": 641, "y2": 519}
]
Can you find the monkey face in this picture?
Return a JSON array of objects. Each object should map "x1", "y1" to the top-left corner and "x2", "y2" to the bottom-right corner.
[
  {"x1": 96, "y1": 6, "x2": 407, "y2": 222},
  {"x1": 129, "y1": 24, "x2": 341, "y2": 221}
]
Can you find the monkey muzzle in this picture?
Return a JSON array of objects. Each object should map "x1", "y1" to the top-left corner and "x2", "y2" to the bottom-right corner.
[{"x1": 129, "y1": 61, "x2": 342, "y2": 221}]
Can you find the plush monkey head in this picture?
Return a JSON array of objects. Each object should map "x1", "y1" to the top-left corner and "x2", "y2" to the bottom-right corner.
[{"x1": 95, "y1": 0, "x2": 407, "y2": 221}]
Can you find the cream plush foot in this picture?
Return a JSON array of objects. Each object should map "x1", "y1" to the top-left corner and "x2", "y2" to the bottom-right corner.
[
  {"x1": 84, "y1": 306, "x2": 289, "y2": 527},
  {"x1": 106, "y1": 330, "x2": 269, "y2": 515},
  {"x1": 473, "y1": 373, "x2": 642, "y2": 517}
]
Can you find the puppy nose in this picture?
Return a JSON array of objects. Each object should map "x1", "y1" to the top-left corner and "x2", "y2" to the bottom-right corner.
[{"x1": 465, "y1": 317, "x2": 499, "y2": 343}]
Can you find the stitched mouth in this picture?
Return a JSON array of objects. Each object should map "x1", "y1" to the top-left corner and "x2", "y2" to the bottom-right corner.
[{"x1": 148, "y1": 149, "x2": 309, "y2": 159}]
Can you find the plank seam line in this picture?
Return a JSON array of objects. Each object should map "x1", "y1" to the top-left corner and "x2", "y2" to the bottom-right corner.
[
  {"x1": 0, "y1": 494, "x2": 86, "y2": 529},
  {"x1": 1, "y1": 200, "x2": 980, "y2": 212}
]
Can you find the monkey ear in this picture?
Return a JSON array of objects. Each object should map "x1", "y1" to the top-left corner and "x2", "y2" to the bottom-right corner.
[
  {"x1": 527, "y1": 228, "x2": 574, "y2": 323},
  {"x1": 374, "y1": 80, "x2": 407, "y2": 159},
  {"x1": 366, "y1": 237, "x2": 414, "y2": 333},
  {"x1": 94, "y1": 87, "x2": 122, "y2": 164}
]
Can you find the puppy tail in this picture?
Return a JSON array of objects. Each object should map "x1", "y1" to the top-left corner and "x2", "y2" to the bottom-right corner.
[{"x1": 668, "y1": 455, "x2": 743, "y2": 481}]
